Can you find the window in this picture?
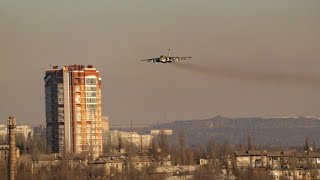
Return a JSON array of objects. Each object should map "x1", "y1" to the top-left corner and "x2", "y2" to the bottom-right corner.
[
  {"x1": 75, "y1": 97, "x2": 81, "y2": 104},
  {"x1": 86, "y1": 86, "x2": 97, "y2": 91},
  {"x1": 74, "y1": 85, "x2": 80, "y2": 92},
  {"x1": 86, "y1": 115, "x2": 91, "y2": 120},
  {"x1": 58, "y1": 87, "x2": 63, "y2": 92},
  {"x1": 86, "y1": 92, "x2": 97, "y2": 97},
  {"x1": 75, "y1": 115, "x2": 81, "y2": 121},
  {"x1": 75, "y1": 109, "x2": 81, "y2": 114},
  {"x1": 51, "y1": 87, "x2": 57, "y2": 93},
  {"x1": 87, "y1": 98, "x2": 97, "y2": 103},
  {"x1": 86, "y1": 78, "x2": 97, "y2": 85}
]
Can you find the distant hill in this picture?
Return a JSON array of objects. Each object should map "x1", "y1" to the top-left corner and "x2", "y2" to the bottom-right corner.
[{"x1": 150, "y1": 116, "x2": 320, "y2": 149}]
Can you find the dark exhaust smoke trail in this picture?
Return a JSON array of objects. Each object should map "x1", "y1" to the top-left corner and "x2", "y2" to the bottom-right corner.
[{"x1": 172, "y1": 63, "x2": 320, "y2": 87}]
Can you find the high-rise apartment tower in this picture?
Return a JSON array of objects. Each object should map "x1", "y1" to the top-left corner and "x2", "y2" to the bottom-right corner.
[{"x1": 44, "y1": 65, "x2": 102, "y2": 157}]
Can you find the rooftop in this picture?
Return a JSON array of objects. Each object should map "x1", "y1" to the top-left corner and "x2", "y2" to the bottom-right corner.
[{"x1": 235, "y1": 150, "x2": 320, "y2": 158}]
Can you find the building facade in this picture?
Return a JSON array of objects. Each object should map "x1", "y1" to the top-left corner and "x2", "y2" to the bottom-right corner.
[
  {"x1": 16, "y1": 125, "x2": 33, "y2": 139},
  {"x1": 45, "y1": 65, "x2": 102, "y2": 157},
  {"x1": 107, "y1": 131, "x2": 152, "y2": 150},
  {"x1": 0, "y1": 124, "x2": 33, "y2": 141},
  {"x1": 0, "y1": 145, "x2": 20, "y2": 167},
  {"x1": 234, "y1": 150, "x2": 320, "y2": 179},
  {"x1": 33, "y1": 125, "x2": 46, "y2": 137},
  {"x1": 150, "y1": 129, "x2": 173, "y2": 136},
  {"x1": 101, "y1": 116, "x2": 109, "y2": 133}
]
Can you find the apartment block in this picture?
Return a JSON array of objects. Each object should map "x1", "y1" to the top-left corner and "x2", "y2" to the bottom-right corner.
[
  {"x1": 0, "y1": 145, "x2": 20, "y2": 167},
  {"x1": 107, "y1": 131, "x2": 152, "y2": 150},
  {"x1": 150, "y1": 129, "x2": 173, "y2": 136},
  {"x1": 33, "y1": 125, "x2": 46, "y2": 137},
  {"x1": 44, "y1": 65, "x2": 102, "y2": 157},
  {"x1": 101, "y1": 116, "x2": 109, "y2": 133},
  {"x1": 0, "y1": 124, "x2": 33, "y2": 141}
]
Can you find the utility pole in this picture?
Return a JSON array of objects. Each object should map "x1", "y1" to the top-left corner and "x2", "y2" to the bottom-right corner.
[{"x1": 8, "y1": 116, "x2": 16, "y2": 180}]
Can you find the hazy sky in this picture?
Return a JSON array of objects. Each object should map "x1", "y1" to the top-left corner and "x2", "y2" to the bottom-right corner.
[{"x1": 0, "y1": 1, "x2": 320, "y2": 126}]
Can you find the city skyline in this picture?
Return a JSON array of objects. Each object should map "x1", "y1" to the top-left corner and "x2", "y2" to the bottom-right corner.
[{"x1": 1, "y1": 1, "x2": 320, "y2": 126}]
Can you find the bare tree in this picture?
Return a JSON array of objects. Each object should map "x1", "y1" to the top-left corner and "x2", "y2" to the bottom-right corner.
[
  {"x1": 208, "y1": 141, "x2": 217, "y2": 160},
  {"x1": 151, "y1": 137, "x2": 160, "y2": 159},
  {"x1": 305, "y1": 136, "x2": 310, "y2": 151},
  {"x1": 236, "y1": 142, "x2": 244, "y2": 151},
  {"x1": 247, "y1": 134, "x2": 254, "y2": 151},
  {"x1": 118, "y1": 135, "x2": 123, "y2": 151},
  {"x1": 102, "y1": 139, "x2": 111, "y2": 154},
  {"x1": 178, "y1": 131, "x2": 186, "y2": 150},
  {"x1": 312, "y1": 141, "x2": 316, "y2": 151},
  {"x1": 16, "y1": 133, "x2": 26, "y2": 154},
  {"x1": 193, "y1": 166, "x2": 220, "y2": 180},
  {"x1": 157, "y1": 134, "x2": 169, "y2": 158}
]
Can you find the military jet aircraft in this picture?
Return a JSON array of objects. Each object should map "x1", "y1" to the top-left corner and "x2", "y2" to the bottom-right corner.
[{"x1": 141, "y1": 49, "x2": 191, "y2": 63}]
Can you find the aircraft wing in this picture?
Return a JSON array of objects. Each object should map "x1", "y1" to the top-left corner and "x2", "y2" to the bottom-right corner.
[
  {"x1": 141, "y1": 58, "x2": 160, "y2": 62},
  {"x1": 170, "y1": 56, "x2": 192, "y2": 61}
]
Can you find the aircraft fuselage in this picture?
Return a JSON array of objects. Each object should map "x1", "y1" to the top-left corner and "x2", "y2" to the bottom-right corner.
[{"x1": 141, "y1": 49, "x2": 191, "y2": 63}]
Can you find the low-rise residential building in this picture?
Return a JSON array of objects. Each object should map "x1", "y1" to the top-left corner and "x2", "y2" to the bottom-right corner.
[
  {"x1": 196, "y1": 157, "x2": 214, "y2": 166},
  {"x1": 155, "y1": 165, "x2": 196, "y2": 178},
  {"x1": 296, "y1": 151, "x2": 320, "y2": 167},
  {"x1": 267, "y1": 150, "x2": 296, "y2": 169},
  {"x1": 0, "y1": 145, "x2": 20, "y2": 167},
  {"x1": 129, "y1": 156, "x2": 155, "y2": 170},
  {"x1": 235, "y1": 150, "x2": 320, "y2": 169},
  {"x1": 0, "y1": 125, "x2": 6, "y2": 141},
  {"x1": 150, "y1": 129, "x2": 173, "y2": 136},
  {"x1": 235, "y1": 150, "x2": 320, "y2": 180},
  {"x1": 88, "y1": 157, "x2": 124, "y2": 176},
  {"x1": 18, "y1": 154, "x2": 60, "y2": 173},
  {"x1": 235, "y1": 150, "x2": 268, "y2": 168},
  {"x1": 18, "y1": 153, "x2": 87, "y2": 173},
  {"x1": 270, "y1": 168, "x2": 316, "y2": 180},
  {"x1": 107, "y1": 131, "x2": 152, "y2": 150},
  {"x1": 88, "y1": 155, "x2": 164, "y2": 176}
]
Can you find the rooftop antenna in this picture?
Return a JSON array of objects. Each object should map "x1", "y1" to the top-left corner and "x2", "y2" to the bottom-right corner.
[{"x1": 168, "y1": 48, "x2": 171, "y2": 57}]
